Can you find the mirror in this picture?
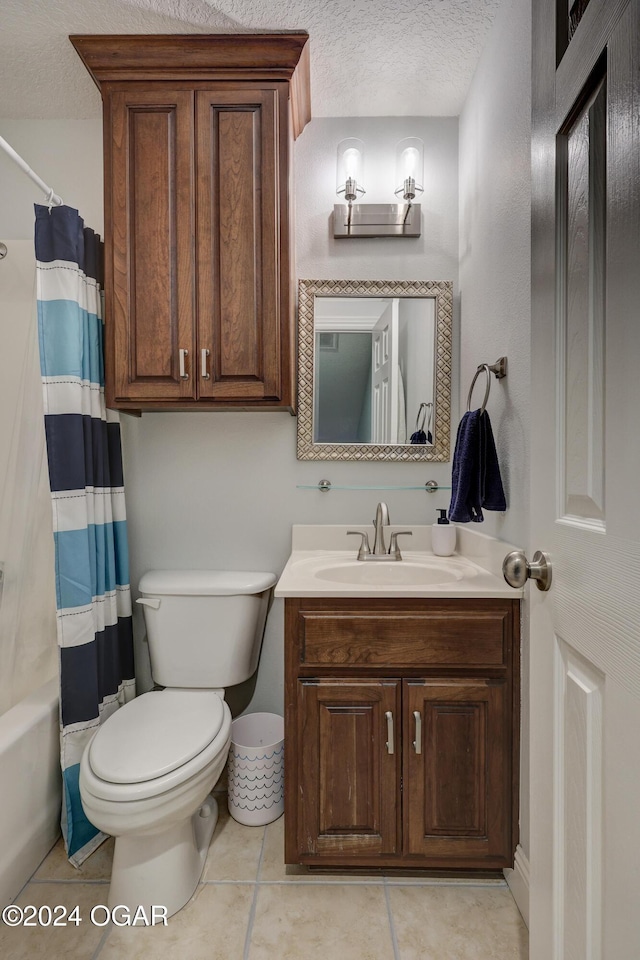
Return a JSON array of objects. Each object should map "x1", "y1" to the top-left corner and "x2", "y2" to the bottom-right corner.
[
  {"x1": 314, "y1": 297, "x2": 435, "y2": 444},
  {"x1": 297, "y1": 279, "x2": 452, "y2": 461}
]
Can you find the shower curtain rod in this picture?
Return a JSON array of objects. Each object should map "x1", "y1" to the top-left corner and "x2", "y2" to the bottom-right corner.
[{"x1": 0, "y1": 134, "x2": 64, "y2": 207}]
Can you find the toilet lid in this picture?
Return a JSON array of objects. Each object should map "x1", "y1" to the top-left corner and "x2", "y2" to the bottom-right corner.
[
  {"x1": 138, "y1": 569, "x2": 277, "y2": 596},
  {"x1": 88, "y1": 690, "x2": 225, "y2": 784}
]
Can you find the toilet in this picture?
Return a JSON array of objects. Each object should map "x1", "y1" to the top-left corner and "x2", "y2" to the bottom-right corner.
[{"x1": 79, "y1": 569, "x2": 276, "y2": 919}]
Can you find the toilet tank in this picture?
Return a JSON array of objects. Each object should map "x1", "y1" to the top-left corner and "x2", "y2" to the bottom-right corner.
[{"x1": 137, "y1": 570, "x2": 276, "y2": 688}]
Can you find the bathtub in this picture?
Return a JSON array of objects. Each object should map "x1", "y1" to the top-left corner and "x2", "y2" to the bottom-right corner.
[{"x1": 0, "y1": 677, "x2": 61, "y2": 906}]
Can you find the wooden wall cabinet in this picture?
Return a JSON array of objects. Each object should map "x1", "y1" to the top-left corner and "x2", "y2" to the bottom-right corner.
[
  {"x1": 71, "y1": 35, "x2": 311, "y2": 412},
  {"x1": 285, "y1": 597, "x2": 520, "y2": 872}
]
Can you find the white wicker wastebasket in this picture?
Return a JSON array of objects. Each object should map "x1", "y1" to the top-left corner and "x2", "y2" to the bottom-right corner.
[{"x1": 227, "y1": 713, "x2": 284, "y2": 826}]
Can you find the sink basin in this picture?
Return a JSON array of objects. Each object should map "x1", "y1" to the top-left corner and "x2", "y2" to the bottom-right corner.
[
  {"x1": 274, "y1": 525, "x2": 522, "y2": 598},
  {"x1": 314, "y1": 560, "x2": 464, "y2": 587},
  {"x1": 288, "y1": 553, "x2": 477, "y2": 589}
]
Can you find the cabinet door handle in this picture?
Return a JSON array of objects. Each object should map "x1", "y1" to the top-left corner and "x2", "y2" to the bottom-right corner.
[
  {"x1": 179, "y1": 349, "x2": 189, "y2": 380},
  {"x1": 385, "y1": 710, "x2": 394, "y2": 755},
  {"x1": 413, "y1": 710, "x2": 422, "y2": 754},
  {"x1": 201, "y1": 348, "x2": 210, "y2": 380}
]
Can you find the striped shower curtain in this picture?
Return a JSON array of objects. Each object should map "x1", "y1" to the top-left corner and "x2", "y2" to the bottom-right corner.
[{"x1": 35, "y1": 204, "x2": 135, "y2": 866}]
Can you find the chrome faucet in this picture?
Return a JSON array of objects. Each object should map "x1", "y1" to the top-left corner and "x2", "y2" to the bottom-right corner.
[
  {"x1": 372, "y1": 501, "x2": 390, "y2": 555},
  {"x1": 347, "y1": 502, "x2": 413, "y2": 561}
]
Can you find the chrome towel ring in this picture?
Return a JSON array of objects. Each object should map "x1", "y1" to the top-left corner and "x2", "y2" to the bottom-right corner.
[{"x1": 466, "y1": 357, "x2": 507, "y2": 413}]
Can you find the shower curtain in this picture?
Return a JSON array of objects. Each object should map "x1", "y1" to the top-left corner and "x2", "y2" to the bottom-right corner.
[
  {"x1": 0, "y1": 241, "x2": 58, "y2": 717},
  {"x1": 35, "y1": 204, "x2": 135, "y2": 866}
]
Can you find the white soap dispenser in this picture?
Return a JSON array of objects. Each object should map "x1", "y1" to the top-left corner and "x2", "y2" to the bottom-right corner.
[{"x1": 432, "y1": 509, "x2": 456, "y2": 557}]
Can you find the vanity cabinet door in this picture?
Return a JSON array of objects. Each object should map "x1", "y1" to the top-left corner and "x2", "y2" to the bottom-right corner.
[
  {"x1": 296, "y1": 679, "x2": 401, "y2": 859},
  {"x1": 404, "y1": 679, "x2": 512, "y2": 867}
]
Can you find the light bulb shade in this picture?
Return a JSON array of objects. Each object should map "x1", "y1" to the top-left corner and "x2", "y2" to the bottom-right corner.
[
  {"x1": 336, "y1": 138, "x2": 365, "y2": 201},
  {"x1": 395, "y1": 137, "x2": 424, "y2": 200}
]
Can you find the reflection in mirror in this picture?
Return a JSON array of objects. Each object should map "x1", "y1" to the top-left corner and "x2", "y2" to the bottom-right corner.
[
  {"x1": 313, "y1": 297, "x2": 435, "y2": 445},
  {"x1": 297, "y1": 279, "x2": 452, "y2": 462}
]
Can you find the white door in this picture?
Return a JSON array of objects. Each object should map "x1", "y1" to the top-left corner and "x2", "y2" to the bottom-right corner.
[
  {"x1": 371, "y1": 300, "x2": 399, "y2": 443},
  {"x1": 529, "y1": 2, "x2": 640, "y2": 957}
]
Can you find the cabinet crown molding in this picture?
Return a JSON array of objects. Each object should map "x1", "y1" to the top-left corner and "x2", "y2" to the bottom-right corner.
[{"x1": 70, "y1": 33, "x2": 311, "y2": 138}]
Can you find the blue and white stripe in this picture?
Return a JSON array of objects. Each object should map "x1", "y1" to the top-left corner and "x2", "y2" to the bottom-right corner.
[{"x1": 36, "y1": 204, "x2": 135, "y2": 866}]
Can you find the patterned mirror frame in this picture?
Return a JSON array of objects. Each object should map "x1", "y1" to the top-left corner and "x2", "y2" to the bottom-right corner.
[{"x1": 296, "y1": 279, "x2": 452, "y2": 462}]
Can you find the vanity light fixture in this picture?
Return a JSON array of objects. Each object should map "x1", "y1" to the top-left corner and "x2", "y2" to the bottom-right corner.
[
  {"x1": 333, "y1": 137, "x2": 423, "y2": 239},
  {"x1": 336, "y1": 138, "x2": 366, "y2": 202},
  {"x1": 395, "y1": 137, "x2": 424, "y2": 202}
]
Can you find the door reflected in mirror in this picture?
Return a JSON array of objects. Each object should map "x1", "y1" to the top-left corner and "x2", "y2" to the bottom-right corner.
[
  {"x1": 297, "y1": 279, "x2": 452, "y2": 462},
  {"x1": 313, "y1": 297, "x2": 435, "y2": 445}
]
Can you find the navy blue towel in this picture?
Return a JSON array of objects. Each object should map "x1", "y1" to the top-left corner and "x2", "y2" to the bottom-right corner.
[{"x1": 449, "y1": 409, "x2": 506, "y2": 522}]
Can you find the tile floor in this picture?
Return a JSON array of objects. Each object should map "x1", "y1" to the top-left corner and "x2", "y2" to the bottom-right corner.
[{"x1": 2, "y1": 789, "x2": 529, "y2": 960}]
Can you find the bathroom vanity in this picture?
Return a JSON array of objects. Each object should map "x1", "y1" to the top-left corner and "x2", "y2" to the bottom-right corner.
[{"x1": 276, "y1": 525, "x2": 522, "y2": 872}]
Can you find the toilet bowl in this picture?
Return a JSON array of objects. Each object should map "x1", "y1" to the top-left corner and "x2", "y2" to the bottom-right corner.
[
  {"x1": 80, "y1": 689, "x2": 232, "y2": 917},
  {"x1": 78, "y1": 570, "x2": 276, "y2": 919}
]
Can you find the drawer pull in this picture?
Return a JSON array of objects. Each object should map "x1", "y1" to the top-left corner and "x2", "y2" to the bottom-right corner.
[
  {"x1": 413, "y1": 710, "x2": 422, "y2": 754},
  {"x1": 201, "y1": 348, "x2": 210, "y2": 380},
  {"x1": 385, "y1": 710, "x2": 394, "y2": 755},
  {"x1": 179, "y1": 348, "x2": 189, "y2": 380}
]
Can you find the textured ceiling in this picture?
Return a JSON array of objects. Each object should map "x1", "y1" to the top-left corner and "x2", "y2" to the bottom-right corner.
[{"x1": 0, "y1": 0, "x2": 504, "y2": 119}]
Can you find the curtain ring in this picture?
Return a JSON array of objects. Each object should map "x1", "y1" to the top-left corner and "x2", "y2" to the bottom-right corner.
[{"x1": 467, "y1": 364, "x2": 491, "y2": 414}]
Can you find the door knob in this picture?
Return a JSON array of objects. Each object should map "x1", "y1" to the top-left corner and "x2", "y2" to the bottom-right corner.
[{"x1": 502, "y1": 550, "x2": 552, "y2": 592}]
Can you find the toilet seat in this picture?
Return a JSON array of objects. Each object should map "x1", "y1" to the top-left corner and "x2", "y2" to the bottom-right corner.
[
  {"x1": 83, "y1": 691, "x2": 231, "y2": 803},
  {"x1": 89, "y1": 689, "x2": 225, "y2": 783}
]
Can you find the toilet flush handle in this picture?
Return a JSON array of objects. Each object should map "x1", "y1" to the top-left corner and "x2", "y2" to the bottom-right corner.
[{"x1": 136, "y1": 597, "x2": 161, "y2": 610}]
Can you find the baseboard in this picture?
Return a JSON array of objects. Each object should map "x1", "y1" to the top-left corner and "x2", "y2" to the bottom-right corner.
[{"x1": 503, "y1": 844, "x2": 530, "y2": 928}]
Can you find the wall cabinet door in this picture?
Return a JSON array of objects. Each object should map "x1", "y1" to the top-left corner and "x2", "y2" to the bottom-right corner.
[
  {"x1": 109, "y1": 89, "x2": 196, "y2": 403},
  {"x1": 404, "y1": 679, "x2": 511, "y2": 865},
  {"x1": 195, "y1": 88, "x2": 283, "y2": 402},
  {"x1": 297, "y1": 679, "x2": 400, "y2": 859}
]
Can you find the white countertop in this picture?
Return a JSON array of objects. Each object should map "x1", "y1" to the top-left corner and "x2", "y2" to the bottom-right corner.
[{"x1": 275, "y1": 525, "x2": 523, "y2": 600}]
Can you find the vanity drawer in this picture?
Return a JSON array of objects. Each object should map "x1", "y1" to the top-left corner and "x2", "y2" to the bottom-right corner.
[{"x1": 292, "y1": 599, "x2": 514, "y2": 669}]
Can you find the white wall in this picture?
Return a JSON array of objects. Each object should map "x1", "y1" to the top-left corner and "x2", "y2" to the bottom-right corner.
[
  {"x1": 459, "y1": 0, "x2": 532, "y2": 868},
  {"x1": 0, "y1": 120, "x2": 104, "y2": 238},
  {"x1": 459, "y1": 5, "x2": 531, "y2": 549}
]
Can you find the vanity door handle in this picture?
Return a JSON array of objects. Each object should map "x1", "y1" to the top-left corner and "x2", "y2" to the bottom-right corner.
[
  {"x1": 201, "y1": 348, "x2": 210, "y2": 380},
  {"x1": 413, "y1": 710, "x2": 422, "y2": 754},
  {"x1": 179, "y1": 349, "x2": 189, "y2": 380},
  {"x1": 385, "y1": 711, "x2": 394, "y2": 755}
]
